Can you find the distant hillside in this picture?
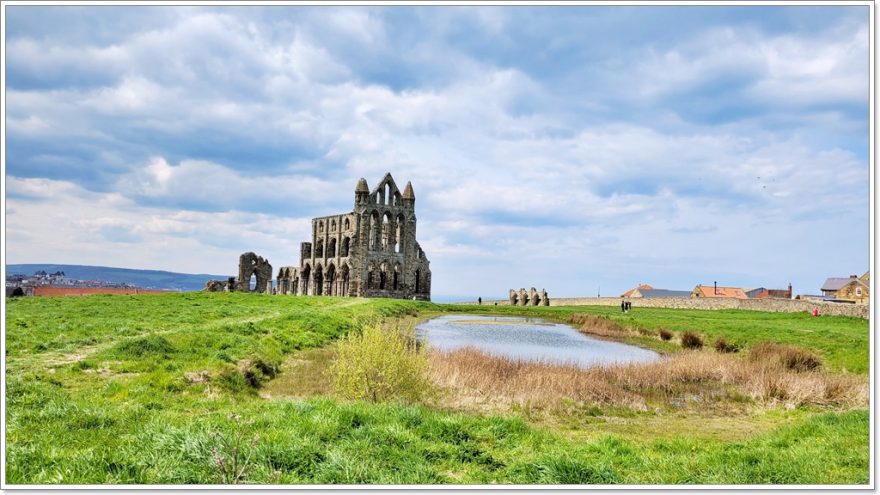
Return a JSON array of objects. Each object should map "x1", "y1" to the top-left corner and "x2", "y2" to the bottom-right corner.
[{"x1": 6, "y1": 264, "x2": 231, "y2": 292}]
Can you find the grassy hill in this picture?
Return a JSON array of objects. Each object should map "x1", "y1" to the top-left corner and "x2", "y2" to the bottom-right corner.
[
  {"x1": 6, "y1": 264, "x2": 230, "y2": 291},
  {"x1": 4, "y1": 293, "x2": 870, "y2": 485}
]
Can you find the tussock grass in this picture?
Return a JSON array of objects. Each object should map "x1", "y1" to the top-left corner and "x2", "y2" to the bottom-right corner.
[
  {"x1": 658, "y1": 329, "x2": 674, "y2": 341},
  {"x1": 680, "y1": 331, "x2": 703, "y2": 349},
  {"x1": 749, "y1": 342, "x2": 823, "y2": 372},
  {"x1": 713, "y1": 336, "x2": 739, "y2": 353},
  {"x1": 429, "y1": 347, "x2": 867, "y2": 411}
]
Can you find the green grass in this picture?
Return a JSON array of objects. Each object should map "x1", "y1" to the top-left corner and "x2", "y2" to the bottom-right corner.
[{"x1": 4, "y1": 293, "x2": 871, "y2": 485}]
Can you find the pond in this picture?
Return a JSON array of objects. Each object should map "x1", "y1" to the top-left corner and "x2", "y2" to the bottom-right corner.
[{"x1": 416, "y1": 314, "x2": 660, "y2": 368}]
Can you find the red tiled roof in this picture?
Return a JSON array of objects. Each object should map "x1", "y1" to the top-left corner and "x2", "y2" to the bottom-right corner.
[
  {"x1": 621, "y1": 284, "x2": 653, "y2": 298},
  {"x1": 693, "y1": 285, "x2": 748, "y2": 299}
]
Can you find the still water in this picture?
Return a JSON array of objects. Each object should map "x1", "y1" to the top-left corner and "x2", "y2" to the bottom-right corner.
[{"x1": 416, "y1": 314, "x2": 660, "y2": 368}]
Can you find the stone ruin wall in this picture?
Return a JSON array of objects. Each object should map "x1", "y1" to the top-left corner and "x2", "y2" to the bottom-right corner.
[{"x1": 476, "y1": 296, "x2": 868, "y2": 319}]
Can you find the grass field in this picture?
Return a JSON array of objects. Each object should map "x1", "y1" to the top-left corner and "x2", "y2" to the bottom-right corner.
[{"x1": 4, "y1": 292, "x2": 871, "y2": 485}]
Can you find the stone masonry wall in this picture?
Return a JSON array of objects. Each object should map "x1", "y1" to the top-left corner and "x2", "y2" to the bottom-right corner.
[{"x1": 475, "y1": 296, "x2": 868, "y2": 319}]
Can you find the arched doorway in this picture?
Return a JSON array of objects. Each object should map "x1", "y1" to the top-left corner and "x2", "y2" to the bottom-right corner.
[
  {"x1": 314, "y1": 265, "x2": 324, "y2": 296},
  {"x1": 326, "y1": 264, "x2": 337, "y2": 296},
  {"x1": 301, "y1": 265, "x2": 311, "y2": 295},
  {"x1": 341, "y1": 264, "x2": 350, "y2": 296}
]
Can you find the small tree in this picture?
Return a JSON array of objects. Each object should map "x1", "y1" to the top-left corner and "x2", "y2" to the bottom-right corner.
[{"x1": 329, "y1": 323, "x2": 432, "y2": 403}]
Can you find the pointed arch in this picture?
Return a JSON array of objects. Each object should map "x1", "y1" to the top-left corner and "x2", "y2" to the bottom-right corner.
[
  {"x1": 341, "y1": 236, "x2": 350, "y2": 257},
  {"x1": 301, "y1": 264, "x2": 311, "y2": 295},
  {"x1": 326, "y1": 263, "x2": 337, "y2": 296},
  {"x1": 341, "y1": 263, "x2": 351, "y2": 296},
  {"x1": 328, "y1": 238, "x2": 337, "y2": 258},
  {"x1": 314, "y1": 264, "x2": 324, "y2": 296}
]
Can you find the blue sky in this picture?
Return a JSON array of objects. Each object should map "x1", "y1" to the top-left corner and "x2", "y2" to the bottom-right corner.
[{"x1": 4, "y1": 5, "x2": 870, "y2": 300}]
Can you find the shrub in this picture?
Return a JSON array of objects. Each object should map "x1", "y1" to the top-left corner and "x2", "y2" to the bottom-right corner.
[
  {"x1": 329, "y1": 323, "x2": 432, "y2": 403},
  {"x1": 714, "y1": 336, "x2": 739, "y2": 353},
  {"x1": 749, "y1": 342, "x2": 822, "y2": 372},
  {"x1": 680, "y1": 331, "x2": 703, "y2": 349},
  {"x1": 658, "y1": 329, "x2": 674, "y2": 341}
]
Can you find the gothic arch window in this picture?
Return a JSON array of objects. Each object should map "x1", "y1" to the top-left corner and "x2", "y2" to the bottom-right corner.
[
  {"x1": 393, "y1": 263, "x2": 400, "y2": 290},
  {"x1": 344, "y1": 218, "x2": 351, "y2": 231},
  {"x1": 315, "y1": 239, "x2": 324, "y2": 258},
  {"x1": 382, "y1": 212, "x2": 392, "y2": 251},
  {"x1": 369, "y1": 211, "x2": 381, "y2": 250},
  {"x1": 385, "y1": 183, "x2": 391, "y2": 205},
  {"x1": 367, "y1": 265, "x2": 374, "y2": 289},
  {"x1": 331, "y1": 219, "x2": 336, "y2": 232},
  {"x1": 341, "y1": 237, "x2": 350, "y2": 257},
  {"x1": 379, "y1": 262, "x2": 387, "y2": 290},
  {"x1": 319, "y1": 221, "x2": 324, "y2": 234},
  {"x1": 395, "y1": 214, "x2": 405, "y2": 253},
  {"x1": 328, "y1": 238, "x2": 337, "y2": 258}
]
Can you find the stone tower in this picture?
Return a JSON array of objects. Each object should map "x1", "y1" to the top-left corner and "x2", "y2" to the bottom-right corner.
[{"x1": 275, "y1": 173, "x2": 431, "y2": 300}]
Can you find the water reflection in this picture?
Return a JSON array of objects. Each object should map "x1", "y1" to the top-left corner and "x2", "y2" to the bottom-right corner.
[{"x1": 417, "y1": 314, "x2": 660, "y2": 368}]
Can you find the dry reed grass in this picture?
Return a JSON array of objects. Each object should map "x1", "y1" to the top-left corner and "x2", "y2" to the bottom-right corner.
[
  {"x1": 658, "y1": 328, "x2": 674, "y2": 341},
  {"x1": 749, "y1": 342, "x2": 823, "y2": 372},
  {"x1": 428, "y1": 346, "x2": 867, "y2": 413},
  {"x1": 568, "y1": 314, "x2": 632, "y2": 338}
]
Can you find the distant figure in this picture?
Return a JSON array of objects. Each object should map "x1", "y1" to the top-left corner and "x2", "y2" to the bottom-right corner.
[
  {"x1": 811, "y1": 307, "x2": 820, "y2": 317},
  {"x1": 621, "y1": 300, "x2": 626, "y2": 313},
  {"x1": 494, "y1": 302, "x2": 497, "y2": 306},
  {"x1": 626, "y1": 301, "x2": 632, "y2": 312},
  {"x1": 478, "y1": 297, "x2": 482, "y2": 305}
]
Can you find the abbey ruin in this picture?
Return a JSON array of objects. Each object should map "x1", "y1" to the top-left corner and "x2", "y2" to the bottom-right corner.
[{"x1": 275, "y1": 173, "x2": 432, "y2": 300}]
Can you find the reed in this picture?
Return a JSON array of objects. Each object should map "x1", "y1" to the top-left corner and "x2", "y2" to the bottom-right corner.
[{"x1": 429, "y1": 347, "x2": 867, "y2": 412}]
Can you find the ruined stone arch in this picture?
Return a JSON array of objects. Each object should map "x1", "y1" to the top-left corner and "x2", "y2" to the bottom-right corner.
[
  {"x1": 341, "y1": 236, "x2": 350, "y2": 257},
  {"x1": 367, "y1": 263, "x2": 375, "y2": 289},
  {"x1": 379, "y1": 262, "x2": 388, "y2": 290},
  {"x1": 331, "y1": 219, "x2": 336, "y2": 232},
  {"x1": 393, "y1": 263, "x2": 401, "y2": 290},
  {"x1": 315, "y1": 239, "x2": 324, "y2": 258},
  {"x1": 328, "y1": 238, "x2": 337, "y2": 258},
  {"x1": 318, "y1": 221, "x2": 324, "y2": 234},
  {"x1": 237, "y1": 252, "x2": 272, "y2": 293},
  {"x1": 344, "y1": 218, "x2": 351, "y2": 230}
]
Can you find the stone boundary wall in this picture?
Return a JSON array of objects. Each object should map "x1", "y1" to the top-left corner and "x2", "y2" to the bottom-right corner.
[
  {"x1": 473, "y1": 296, "x2": 868, "y2": 319},
  {"x1": 33, "y1": 287, "x2": 176, "y2": 297}
]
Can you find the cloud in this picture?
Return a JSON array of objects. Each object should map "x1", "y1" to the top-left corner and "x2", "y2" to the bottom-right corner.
[{"x1": 3, "y1": 6, "x2": 869, "y2": 298}]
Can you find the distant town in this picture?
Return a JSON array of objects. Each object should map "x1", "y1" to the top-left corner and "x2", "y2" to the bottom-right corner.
[{"x1": 5, "y1": 270, "x2": 178, "y2": 297}]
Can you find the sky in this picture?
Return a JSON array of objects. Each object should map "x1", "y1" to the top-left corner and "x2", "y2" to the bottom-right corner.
[{"x1": 3, "y1": 5, "x2": 871, "y2": 301}]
